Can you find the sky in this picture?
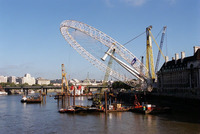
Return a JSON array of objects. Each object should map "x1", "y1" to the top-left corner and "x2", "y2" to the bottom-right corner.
[{"x1": 0, "y1": 0, "x2": 199, "y2": 80}]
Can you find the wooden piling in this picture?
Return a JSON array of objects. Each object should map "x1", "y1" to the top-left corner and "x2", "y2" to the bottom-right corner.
[
  {"x1": 61, "y1": 95, "x2": 64, "y2": 108},
  {"x1": 105, "y1": 91, "x2": 107, "y2": 114},
  {"x1": 57, "y1": 95, "x2": 60, "y2": 108},
  {"x1": 68, "y1": 95, "x2": 70, "y2": 106},
  {"x1": 73, "y1": 88, "x2": 75, "y2": 106},
  {"x1": 26, "y1": 89, "x2": 28, "y2": 96}
]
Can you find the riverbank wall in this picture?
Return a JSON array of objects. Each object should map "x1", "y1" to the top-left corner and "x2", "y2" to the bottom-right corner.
[{"x1": 117, "y1": 92, "x2": 200, "y2": 113}]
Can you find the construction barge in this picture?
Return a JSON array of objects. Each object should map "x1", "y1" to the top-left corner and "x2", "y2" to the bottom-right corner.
[
  {"x1": 58, "y1": 91, "x2": 172, "y2": 114},
  {"x1": 59, "y1": 106, "x2": 104, "y2": 113},
  {"x1": 59, "y1": 105, "x2": 130, "y2": 114},
  {"x1": 21, "y1": 95, "x2": 42, "y2": 103}
]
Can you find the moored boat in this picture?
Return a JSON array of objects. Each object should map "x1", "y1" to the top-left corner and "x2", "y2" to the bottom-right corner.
[
  {"x1": 129, "y1": 104, "x2": 171, "y2": 114},
  {"x1": 59, "y1": 106, "x2": 76, "y2": 113},
  {"x1": 0, "y1": 90, "x2": 8, "y2": 95},
  {"x1": 24, "y1": 96, "x2": 42, "y2": 103},
  {"x1": 21, "y1": 96, "x2": 27, "y2": 103},
  {"x1": 129, "y1": 94, "x2": 171, "y2": 114}
]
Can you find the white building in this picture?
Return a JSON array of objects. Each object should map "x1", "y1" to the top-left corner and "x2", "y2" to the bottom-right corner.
[
  {"x1": 36, "y1": 77, "x2": 50, "y2": 85},
  {"x1": 8, "y1": 76, "x2": 16, "y2": 83},
  {"x1": 0, "y1": 76, "x2": 7, "y2": 83},
  {"x1": 19, "y1": 73, "x2": 35, "y2": 85}
]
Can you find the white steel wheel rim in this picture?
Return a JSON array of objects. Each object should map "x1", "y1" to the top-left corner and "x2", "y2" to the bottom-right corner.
[{"x1": 60, "y1": 20, "x2": 148, "y2": 86}]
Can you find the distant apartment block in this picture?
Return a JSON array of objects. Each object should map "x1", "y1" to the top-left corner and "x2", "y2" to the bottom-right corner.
[
  {"x1": 157, "y1": 46, "x2": 200, "y2": 96},
  {"x1": 36, "y1": 77, "x2": 50, "y2": 85},
  {"x1": 7, "y1": 76, "x2": 16, "y2": 83},
  {"x1": 0, "y1": 76, "x2": 7, "y2": 83},
  {"x1": 51, "y1": 79, "x2": 62, "y2": 83},
  {"x1": 50, "y1": 79, "x2": 62, "y2": 86},
  {"x1": 18, "y1": 73, "x2": 36, "y2": 85}
]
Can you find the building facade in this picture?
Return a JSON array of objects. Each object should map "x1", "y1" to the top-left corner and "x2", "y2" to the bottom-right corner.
[
  {"x1": 18, "y1": 73, "x2": 36, "y2": 85},
  {"x1": 0, "y1": 76, "x2": 7, "y2": 83},
  {"x1": 36, "y1": 77, "x2": 50, "y2": 85},
  {"x1": 157, "y1": 46, "x2": 200, "y2": 96},
  {"x1": 7, "y1": 76, "x2": 16, "y2": 83}
]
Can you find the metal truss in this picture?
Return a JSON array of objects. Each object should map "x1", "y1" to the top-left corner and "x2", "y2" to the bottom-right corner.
[{"x1": 60, "y1": 20, "x2": 149, "y2": 87}]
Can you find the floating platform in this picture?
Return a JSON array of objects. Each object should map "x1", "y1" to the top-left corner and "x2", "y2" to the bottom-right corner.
[
  {"x1": 21, "y1": 96, "x2": 42, "y2": 103},
  {"x1": 59, "y1": 106, "x2": 104, "y2": 114},
  {"x1": 107, "y1": 108, "x2": 130, "y2": 112},
  {"x1": 129, "y1": 106, "x2": 171, "y2": 114}
]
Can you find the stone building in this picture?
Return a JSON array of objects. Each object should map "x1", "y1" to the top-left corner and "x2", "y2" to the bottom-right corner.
[
  {"x1": 36, "y1": 77, "x2": 50, "y2": 85},
  {"x1": 157, "y1": 46, "x2": 200, "y2": 96},
  {"x1": 0, "y1": 76, "x2": 7, "y2": 83},
  {"x1": 18, "y1": 73, "x2": 36, "y2": 85},
  {"x1": 7, "y1": 76, "x2": 16, "y2": 83}
]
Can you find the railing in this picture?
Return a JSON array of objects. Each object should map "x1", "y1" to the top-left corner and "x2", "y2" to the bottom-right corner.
[{"x1": 4, "y1": 86, "x2": 62, "y2": 90}]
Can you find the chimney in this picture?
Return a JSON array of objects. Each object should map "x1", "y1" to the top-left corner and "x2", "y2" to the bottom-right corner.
[
  {"x1": 165, "y1": 56, "x2": 168, "y2": 66},
  {"x1": 165, "y1": 56, "x2": 168, "y2": 62},
  {"x1": 175, "y1": 53, "x2": 179, "y2": 64},
  {"x1": 181, "y1": 51, "x2": 185, "y2": 63},
  {"x1": 194, "y1": 46, "x2": 200, "y2": 54},
  {"x1": 172, "y1": 57, "x2": 175, "y2": 60}
]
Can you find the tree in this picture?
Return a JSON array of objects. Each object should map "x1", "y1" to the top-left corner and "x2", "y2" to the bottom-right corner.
[
  {"x1": 47, "y1": 83, "x2": 54, "y2": 86},
  {"x1": 112, "y1": 81, "x2": 132, "y2": 89},
  {"x1": 0, "y1": 82, "x2": 17, "y2": 87}
]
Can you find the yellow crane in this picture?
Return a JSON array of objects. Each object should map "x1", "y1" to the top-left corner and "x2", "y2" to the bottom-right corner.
[
  {"x1": 61, "y1": 64, "x2": 69, "y2": 94},
  {"x1": 145, "y1": 26, "x2": 166, "y2": 83},
  {"x1": 146, "y1": 25, "x2": 155, "y2": 81}
]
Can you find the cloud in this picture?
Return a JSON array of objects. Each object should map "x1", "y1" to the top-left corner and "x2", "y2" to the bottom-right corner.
[
  {"x1": 103, "y1": 0, "x2": 147, "y2": 7},
  {"x1": 104, "y1": 0, "x2": 115, "y2": 7},
  {"x1": 121, "y1": 0, "x2": 147, "y2": 6},
  {"x1": 166, "y1": 0, "x2": 176, "y2": 5},
  {"x1": 104, "y1": 0, "x2": 176, "y2": 7}
]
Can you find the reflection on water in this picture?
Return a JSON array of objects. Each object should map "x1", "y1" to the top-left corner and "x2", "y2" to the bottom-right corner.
[{"x1": 0, "y1": 95, "x2": 199, "y2": 134}]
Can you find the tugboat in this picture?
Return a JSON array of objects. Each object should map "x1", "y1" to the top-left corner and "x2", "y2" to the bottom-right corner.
[
  {"x1": 129, "y1": 94, "x2": 171, "y2": 114},
  {"x1": 21, "y1": 95, "x2": 42, "y2": 103},
  {"x1": 21, "y1": 95, "x2": 27, "y2": 103},
  {"x1": 26, "y1": 95, "x2": 42, "y2": 103}
]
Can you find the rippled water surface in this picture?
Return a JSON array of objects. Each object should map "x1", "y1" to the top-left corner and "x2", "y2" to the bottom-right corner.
[{"x1": 0, "y1": 95, "x2": 199, "y2": 134}]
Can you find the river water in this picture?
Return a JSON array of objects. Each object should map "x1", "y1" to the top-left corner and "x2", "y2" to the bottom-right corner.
[{"x1": 0, "y1": 94, "x2": 199, "y2": 134}]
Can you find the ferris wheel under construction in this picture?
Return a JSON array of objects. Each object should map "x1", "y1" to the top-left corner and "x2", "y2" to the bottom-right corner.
[{"x1": 60, "y1": 20, "x2": 166, "y2": 92}]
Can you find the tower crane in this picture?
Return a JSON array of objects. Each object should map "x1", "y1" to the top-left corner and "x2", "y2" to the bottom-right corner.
[
  {"x1": 145, "y1": 26, "x2": 166, "y2": 81},
  {"x1": 145, "y1": 26, "x2": 155, "y2": 81},
  {"x1": 155, "y1": 26, "x2": 167, "y2": 73},
  {"x1": 139, "y1": 56, "x2": 144, "y2": 88}
]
